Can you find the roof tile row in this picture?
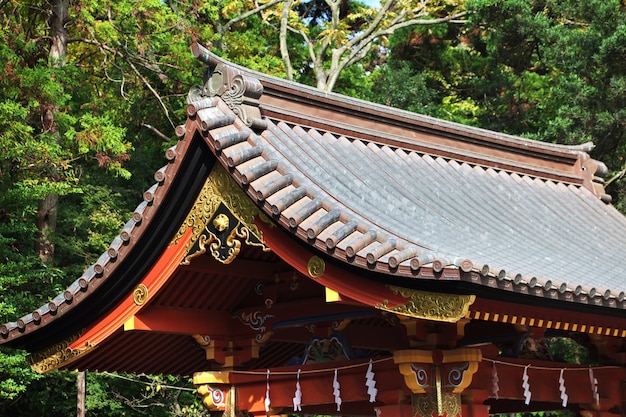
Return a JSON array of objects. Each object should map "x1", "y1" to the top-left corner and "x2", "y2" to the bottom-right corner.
[{"x1": 186, "y1": 68, "x2": 626, "y2": 311}]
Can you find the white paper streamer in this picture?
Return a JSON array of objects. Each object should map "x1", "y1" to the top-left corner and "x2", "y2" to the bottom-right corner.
[
  {"x1": 559, "y1": 369, "x2": 568, "y2": 407},
  {"x1": 522, "y1": 365, "x2": 531, "y2": 405},
  {"x1": 365, "y1": 359, "x2": 378, "y2": 403},
  {"x1": 589, "y1": 367, "x2": 600, "y2": 405},
  {"x1": 491, "y1": 362, "x2": 500, "y2": 400},
  {"x1": 265, "y1": 369, "x2": 271, "y2": 412},
  {"x1": 293, "y1": 369, "x2": 302, "y2": 412},
  {"x1": 333, "y1": 369, "x2": 342, "y2": 411}
]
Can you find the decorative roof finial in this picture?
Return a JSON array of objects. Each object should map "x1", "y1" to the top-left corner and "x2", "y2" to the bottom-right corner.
[{"x1": 190, "y1": 42, "x2": 266, "y2": 130}]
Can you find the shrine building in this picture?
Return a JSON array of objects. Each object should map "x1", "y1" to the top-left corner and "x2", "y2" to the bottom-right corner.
[{"x1": 4, "y1": 43, "x2": 626, "y2": 417}]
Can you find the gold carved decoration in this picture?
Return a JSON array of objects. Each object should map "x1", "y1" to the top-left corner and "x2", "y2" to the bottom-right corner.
[
  {"x1": 133, "y1": 284, "x2": 149, "y2": 306},
  {"x1": 173, "y1": 164, "x2": 271, "y2": 264},
  {"x1": 307, "y1": 255, "x2": 325, "y2": 278},
  {"x1": 377, "y1": 286, "x2": 475, "y2": 323},
  {"x1": 28, "y1": 332, "x2": 94, "y2": 374},
  {"x1": 412, "y1": 392, "x2": 461, "y2": 417},
  {"x1": 213, "y1": 213, "x2": 230, "y2": 231},
  {"x1": 192, "y1": 217, "x2": 244, "y2": 265}
]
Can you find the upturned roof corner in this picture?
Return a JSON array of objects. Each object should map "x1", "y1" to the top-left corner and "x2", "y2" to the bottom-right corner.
[{"x1": 576, "y1": 147, "x2": 611, "y2": 203}]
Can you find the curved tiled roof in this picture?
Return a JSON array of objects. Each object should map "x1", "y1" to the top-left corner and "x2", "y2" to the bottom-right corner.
[
  {"x1": 3, "y1": 43, "x2": 626, "y2": 352},
  {"x1": 189, "y1": 43, "x2": 626, "y2": 310}
]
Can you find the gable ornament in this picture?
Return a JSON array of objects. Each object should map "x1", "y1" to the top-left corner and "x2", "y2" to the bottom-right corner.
[
  {"x1": 174, "y1": 164, "x2": 271, "y2": 265},
  {"x1": 192, "y1": 42, "x2": 265, "y2": 130}
]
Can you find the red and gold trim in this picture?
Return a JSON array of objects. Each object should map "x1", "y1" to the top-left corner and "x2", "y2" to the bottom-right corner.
[
  {"x1": 468, "y1": 296, "x2": 626, "y2": 337},
  {"x1": 28, "y1": 227, "x2": 194, "y2": 373}
]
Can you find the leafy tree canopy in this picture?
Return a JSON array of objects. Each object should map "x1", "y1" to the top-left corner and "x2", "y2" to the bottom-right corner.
[{"x1": 367, "y1": 0, "x2": 626, "y2": 205}]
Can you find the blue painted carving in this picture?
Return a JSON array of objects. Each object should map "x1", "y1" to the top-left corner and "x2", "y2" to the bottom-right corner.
[{"x1": 287, "y1": 332, "x2": 368, "y2": 365}]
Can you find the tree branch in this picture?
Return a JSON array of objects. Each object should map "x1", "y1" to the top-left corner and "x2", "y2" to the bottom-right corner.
[
  {"x1": 279, "y1": 0, "x2": 294, "y2": 80},
  {"x1": 69, "y1": 36, "x2": 175, "y2": 127},
  {"x1": 375, "y1": 11, "x2": 468, "y2": 36},
  {"x1": 605, "y1": 166, "x2": 626, "y2": 188},
  {"x1": 222, "y1": 0, "x2": 284, "y2": 33},
  {"x1": 141, "y1": 122, "x2": 172, "y2": 142},
  {"x1": 344, "y1": 0, "x2": 397, "y2": 51},
  {"x1": 125, "y1": 57, "x2": 175, "y2": 128}
]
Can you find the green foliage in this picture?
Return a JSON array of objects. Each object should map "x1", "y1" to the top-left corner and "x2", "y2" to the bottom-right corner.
[
  {"x1": 372, "y1": 0, "x2": 626, "y2": 206},
  {"x1": 82, "y1": 373, "x2": 210, "y2": 417},
  {"x1": 364, "y1": 61, "x2": 440, "y2": 114},
  {"x1": 332, "y1": 63, "x2": 372, "y2": 98},
  {"x1": 0, "y1": 370, "x2": 77, "y2": 415},
  {"x1": 0, "y1": 0, "x2": 200, "y2": 412},
  {"x1": 221, "y1": 14, "x2": 286, "y2": 77},
  {"x1": 0, "y1": 350, "x2": 42, "y2": 402},
  {"x1": 54, "y1": 185, "x2": 130, "y2": 276},
  {"x1": 72, "y1": 114, "x2": 133, "y2": 179},
  {"x1": 547, "y1": 337, "x2": 593, "y2": 365}
]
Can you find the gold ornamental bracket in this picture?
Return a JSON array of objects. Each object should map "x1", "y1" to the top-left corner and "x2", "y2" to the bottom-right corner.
[
  {"x1": 175, "y1": 164, "x2": 271, "y2": 265},
  {"x1": 377, "y1": 286, "x2": 475, "y2": 323},
  {"x1": 394, "y1": 348, "x2": 482, "y2": 395}
]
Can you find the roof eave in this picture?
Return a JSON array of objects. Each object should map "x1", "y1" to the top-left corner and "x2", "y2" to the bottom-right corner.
[{"x1": 0, "y1": 130, "x2": 217, "y2": 351}]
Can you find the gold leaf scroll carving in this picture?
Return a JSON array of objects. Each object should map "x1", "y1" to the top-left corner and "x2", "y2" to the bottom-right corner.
[
  {"x1": 377, "y1": 286, "x2": 475, "y2": 323},
  {"x1": 412, "y1": 392, "x2": 461, "y2": 417},
  {"x1": 173, "y1": 164, "x2": 270, "y2": 264},
  {"x1": 28, "y1": 332, "x2": 93, "y2": 374}
]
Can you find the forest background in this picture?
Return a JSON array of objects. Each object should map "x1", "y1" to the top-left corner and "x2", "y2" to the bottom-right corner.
[{"x1": 1, "y1": 0, "x2": 625, "y2": 415}]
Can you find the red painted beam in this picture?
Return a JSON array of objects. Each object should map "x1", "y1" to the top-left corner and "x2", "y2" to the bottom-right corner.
[
  {"x1": 254, "y1": 220, "x2": 425, "y2": 315},
  {"x1": 125, "y1": 306, "x2": 234, "y2": 335},
  {"x1": 472, "y1": 355, "x2": 626, "y2": 410},
  {"x1": 67, "y1": 228, "x2": 194, "y2": 351}
]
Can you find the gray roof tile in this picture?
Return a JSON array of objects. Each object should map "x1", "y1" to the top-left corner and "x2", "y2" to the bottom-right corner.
[{"x1": 183, "y1": 54, "x2": 626, "y2": 309}]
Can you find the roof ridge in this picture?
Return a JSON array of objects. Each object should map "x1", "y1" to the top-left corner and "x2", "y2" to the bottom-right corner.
[{"x1": 190, "y1": 42, "x2": 609, "y2": 201}]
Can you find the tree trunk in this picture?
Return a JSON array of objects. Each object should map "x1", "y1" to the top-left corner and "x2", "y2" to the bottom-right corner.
[
  {"x1": 47, "y1": 6, "x2": 86, "y2": 415},
  {"x1": 36, "y1": 194, "x2": 58, "y2": 264},
  {"x1": 76, "y1": 371, "x2": 86, "y2": 417},
  {"x1": 36, "y1": 0, "x2": 69, "y2": 263},
  {"x1": 49, "y1": 0, "x2": 69, "y2": 67},
  {"x1": 279, "y1": 0, "x2": 294, "y2": 81}
]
